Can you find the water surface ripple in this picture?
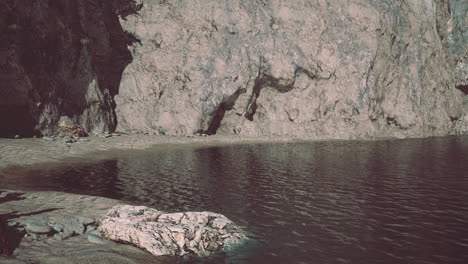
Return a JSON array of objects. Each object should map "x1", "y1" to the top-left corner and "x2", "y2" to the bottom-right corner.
[{"x1": 2, "y1": 136, "x2": 468, "y2": 263}]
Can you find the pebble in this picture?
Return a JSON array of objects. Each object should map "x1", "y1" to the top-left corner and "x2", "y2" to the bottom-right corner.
[
  {"x1": 88, "y1": 234, "x2": 108, "y2": 245},
  {"x1": 52, "y1": 225, "x2": 63, "y2": 233},
  {"x1": 102, "y1": 133, "x2": 112, "y2": 138},
  {"x1": 54, "y1": 218, "x2": 85, "y2": 235},
  {"x1": 24, "y1": 220, "x2": 53, "y2": 234},
  {"x1": 64, "y1": 137, "x2": 77, "y2": 143},
  {"x1": 85, "y1": 225, "x2": 97, "y2": 233},
  {"x1": 14, "y1": 135, "x2": 21, "y2": 139}
]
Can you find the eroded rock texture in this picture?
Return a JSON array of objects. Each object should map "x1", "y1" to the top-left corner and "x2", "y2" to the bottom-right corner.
[
  {"x1": 1, "y1": 0, "x2": 466, "y2": 138},
  {"x1": 449, "y1": 0, "x2": 467, "y2": 90},
  {"x1": 98, "y1": 205, "x2": 246, "y2": 256},
  {"x1": 115, "y1": 0, "x2": 465, "y2": 139},
  {"x1": 0, "y1": 0, "x2": 138, "y2": 137},
  {"x1": 447, "y1": 0, "x2": 468, "y2": 134}
]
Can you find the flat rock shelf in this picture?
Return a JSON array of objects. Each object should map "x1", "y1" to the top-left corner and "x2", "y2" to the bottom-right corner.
[{"x1": 0, "y1": 190, "x2": 246, "y2": 263}]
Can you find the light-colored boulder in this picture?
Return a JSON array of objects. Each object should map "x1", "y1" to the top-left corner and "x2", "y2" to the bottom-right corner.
[
  {"x1": 24, "y1": 221, "x2": 53, "y2": 235},
  {"x1": 98, "y1": 205, "x2": 246, "y2": 256}
]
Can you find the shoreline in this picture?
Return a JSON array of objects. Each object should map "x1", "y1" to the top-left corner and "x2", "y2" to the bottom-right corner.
[
  {"x1": 1, "y1": 134, "x2": 467, "y2": 263},
  {"x1": 0, "y1": 134, "x2": 297, "y2": 169},
  {"x1": 0, "y1": 133, "x2": 408, "y2": 170},
  {"x1": 0, "y1": 189, "x2": 177, "y2": 264}
]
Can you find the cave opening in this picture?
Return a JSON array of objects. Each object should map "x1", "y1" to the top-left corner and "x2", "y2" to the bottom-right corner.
[{"x1": 206, "y1": 88, "x2": 246, "y2": 135}]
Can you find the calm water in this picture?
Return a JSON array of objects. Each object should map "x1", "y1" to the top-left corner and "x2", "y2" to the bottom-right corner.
[{"x1": 2, "y1": 136, "x2": 468, "y2": 263}]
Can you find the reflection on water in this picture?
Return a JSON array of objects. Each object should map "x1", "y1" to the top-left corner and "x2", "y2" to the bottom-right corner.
[{"x1": 2, "y1": 136, "x2": 468, "y2": 263}]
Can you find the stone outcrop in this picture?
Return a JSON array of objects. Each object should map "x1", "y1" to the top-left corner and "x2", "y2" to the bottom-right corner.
[
  {"x1": 115, "y1": 0, "x2": 465, "y2": 139},
  {"x1": 98, "y1": 205, "x2": 246, "y2": 256},
  {"x1": 1, "y1": 0, "x2": 467, "y2": 139},
  {"x1": 0, "y1": 190, "x2": 172, "y2": 263}
]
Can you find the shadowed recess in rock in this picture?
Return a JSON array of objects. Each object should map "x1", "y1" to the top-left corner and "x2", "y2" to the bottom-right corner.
[
  {"x1": 206, "y1": 87, "x2": 246, "y2": 135},
  {"x1": 245, "y1": 65, "x2": 319, "y2": 121},
  {"x1": 456, "y1": 84, "x2": 468, "y2": 95},
  {"x1": 0, "y1": 0, "x2": 142, "y2": 137}
]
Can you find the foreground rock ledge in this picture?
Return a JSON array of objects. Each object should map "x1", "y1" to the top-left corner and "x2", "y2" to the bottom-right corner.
[
  {"x1": 98, "y1": 205, "x2": 247, "y2": 256},
  {"x1": 0, "y1": 190, "x2": 246, "y2": 263}
]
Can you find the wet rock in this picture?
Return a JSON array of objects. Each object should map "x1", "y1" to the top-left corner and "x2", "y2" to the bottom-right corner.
[
  {"x1": 101, "y1": 132, "x2": 112, "y2": 138},
  {"x1": 63, "y1": 136, "x2": 77, "y2": 144},
  {"x1": 98, "y1": 205, "x2": 247, "y2": 256},
  {"x1": 85, "y1": 225, "x2": 97, "y2": 234},
  {"x1": 52, "y1": 218, "x2": 85, "y2": 237},
  {"x1": 88, "y1": 234, "x2": 107, "y2": 245},
  {"x1": 24, "y1": 221, "x2": 53, "y2": 235}
]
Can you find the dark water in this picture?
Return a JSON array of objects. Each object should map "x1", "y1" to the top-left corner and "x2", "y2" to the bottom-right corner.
[{"x1": 2, "y1": 136, "x2": 468, "y2": 264}]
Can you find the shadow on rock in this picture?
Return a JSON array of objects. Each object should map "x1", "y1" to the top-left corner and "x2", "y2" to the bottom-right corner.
[
  {"x1": 0, "y1": 217, "x2": 23, "y2": 256},
  {"x1": 0, "y1": 191, "x2": 26, "y2": 256},
  {"x1": 0, "y1": 191, "x2": 60, "y2": 256},
  {"x1": 0, "y1": 0, "x2": 142, "y2": 137}
]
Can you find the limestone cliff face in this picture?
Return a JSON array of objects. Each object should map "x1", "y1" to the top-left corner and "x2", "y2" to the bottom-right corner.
[
  {"x1": 115, "y1": 0, "x2": 465, "y2": 139},
  {"x1": 1, "y1": 0, "x2": 466, "y2": 139},
  {"x1": 0, "y1": 0, "x2": 138, "y2": 137}
]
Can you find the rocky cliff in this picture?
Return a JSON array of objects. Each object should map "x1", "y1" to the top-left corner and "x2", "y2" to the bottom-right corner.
[
  {"x1": 1, "y1": 0, "x2": 467, "y2": 139},
  {"x1": 0, "y1": 0, "x2": 139, "y2": 137}
]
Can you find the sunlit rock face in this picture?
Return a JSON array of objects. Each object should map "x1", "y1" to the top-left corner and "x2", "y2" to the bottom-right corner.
[
  {"x1": 1, "y1": 0, "x2": 465, "y2": 138},
  {"x1": 0, "y1": 0, "x2": 137, "y2": 137},
  {"x1": 115, "y1": 0, "x2": 464, "y2": 139}
]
